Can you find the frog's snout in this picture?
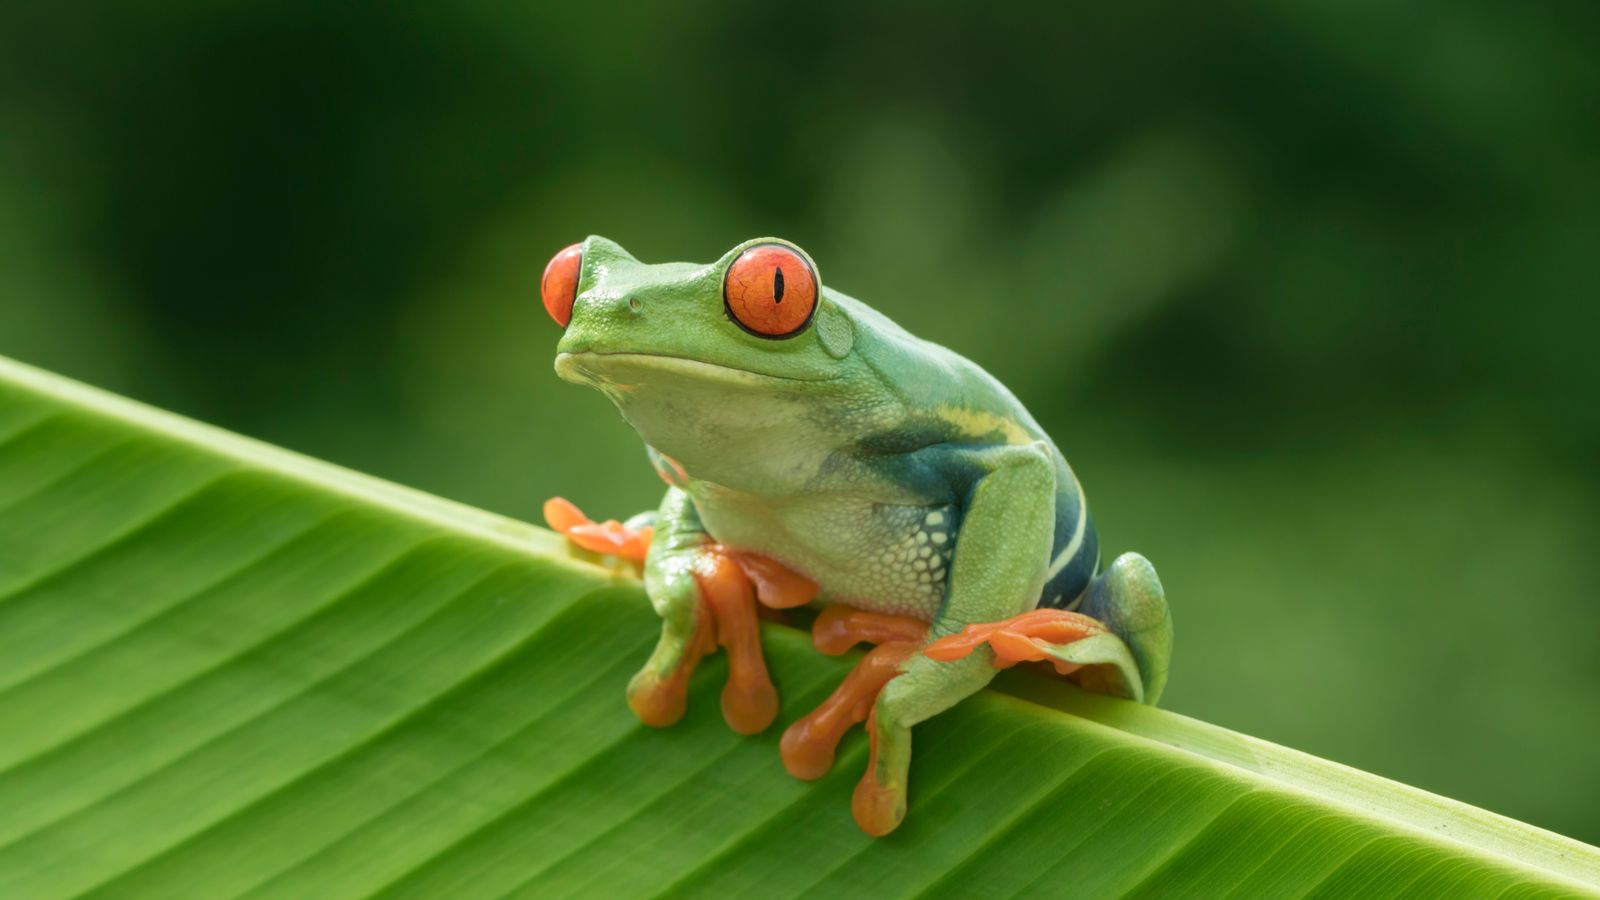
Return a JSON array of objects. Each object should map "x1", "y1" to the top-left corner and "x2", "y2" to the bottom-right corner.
[
  {"x1": 575, "y1": 292, "x2": 645, "y2": 324},
  {"x1": 553, "y1": 293, "x2": 646, "y2": 387}
]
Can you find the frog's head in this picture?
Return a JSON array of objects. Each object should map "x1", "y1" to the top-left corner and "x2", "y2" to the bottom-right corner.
[
  {"x1": 543, "y1": 236, "x2": 880, "y2": 481},
  {"x1": 547, "y1": 236, "x2": 856, "y2": 385}
]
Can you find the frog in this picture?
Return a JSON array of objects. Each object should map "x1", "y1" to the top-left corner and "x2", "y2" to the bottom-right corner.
[{"x1": 538, "y1": 236, "x2": 1172, "y2": 837}]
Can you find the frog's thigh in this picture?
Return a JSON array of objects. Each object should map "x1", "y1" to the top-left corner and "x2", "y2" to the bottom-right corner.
[{"x1": 851, "y1": 440, "x2": 1055, "y2": 835}]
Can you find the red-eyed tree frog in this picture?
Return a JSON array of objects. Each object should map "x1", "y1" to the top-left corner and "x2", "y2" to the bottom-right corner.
[{"x1": 539, "y1": 237, "x2": 1172, "y2": 837}]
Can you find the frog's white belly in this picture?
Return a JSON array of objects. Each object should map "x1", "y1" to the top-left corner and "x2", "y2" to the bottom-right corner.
[{"x1": 689, "y1": 486, "x2": 956, "y2": 620}]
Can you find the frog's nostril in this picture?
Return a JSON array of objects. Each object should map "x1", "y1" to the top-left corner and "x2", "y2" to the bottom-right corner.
[{"x1": 627, "y1": 296, "x2": 642, "y2": 313}]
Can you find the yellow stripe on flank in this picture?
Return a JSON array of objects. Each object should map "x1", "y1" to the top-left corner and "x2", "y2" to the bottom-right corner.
[{"x1": 934, "y1": 406, "x2": 1034, "y2": 445}]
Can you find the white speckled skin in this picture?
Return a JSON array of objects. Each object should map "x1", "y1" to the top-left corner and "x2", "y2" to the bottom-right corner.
[{"x1": 688, "y1": 483, "x2": 958, "y2": 620}]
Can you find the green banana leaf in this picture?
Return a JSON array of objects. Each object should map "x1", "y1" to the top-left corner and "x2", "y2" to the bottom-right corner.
[{"x1": 0, "y1": 355, "x2": 1596, "y2": 899}]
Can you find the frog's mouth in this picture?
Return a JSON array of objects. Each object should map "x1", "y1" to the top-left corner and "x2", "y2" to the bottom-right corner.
[{"x1": 555, "y1": 350, "x2": 833, "y2": 389}]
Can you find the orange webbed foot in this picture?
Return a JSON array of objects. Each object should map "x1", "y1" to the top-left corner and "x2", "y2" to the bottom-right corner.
[
  {"x1": 626, "y1": 611, "x2": 716, "y2": 728},
  {"x1": 923, "y1": 608, "x2": 1107, "y2": 676},
  {"x1": 851, "y1": 706, "x2": 908, "y2": 837},
  {"x1": 543, "y1": 496, "x2": 653, "y2": 563},
  {"x1": 621, "y1": 545, "x2": 782, "y2": 734},
  {"x1": 781, "y1": 642, "x2": 918, "y2": 780},
  {"x1": 616, "y1": 540, "x2": 808, "y2": 735},
  {"x1": 779, "y1": 606, "x2": 928, "y2": 781}
]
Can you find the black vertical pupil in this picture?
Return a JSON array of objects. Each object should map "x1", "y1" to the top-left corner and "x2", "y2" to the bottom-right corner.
[{"x1": 773, "y1": 267, "x2": 785, "y2": 303}]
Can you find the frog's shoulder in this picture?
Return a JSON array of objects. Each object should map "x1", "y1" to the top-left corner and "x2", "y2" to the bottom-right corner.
[{"x1": 827, "y1": 289, "x2": 1046, "y2": 446}]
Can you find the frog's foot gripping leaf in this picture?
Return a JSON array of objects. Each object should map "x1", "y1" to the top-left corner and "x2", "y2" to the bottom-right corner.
[
  {"x1": 623, "y1": 590, "x2": 718, "y2": 731},
  {"x1": 695, "y1": 551, "x2": 784, "y2": 733},
  {"x1": 623, "y1": 543, "x2": 821, "y2": 735},
  {"x1": 924, "y1": 608, "x2": 1148, "y2": 703},
  {"x1": 780, "y1": 606, "x2": 929, "y2": 781},
  {"x1": 543, "y1": 496, "x2": 653, "y2": 564}
]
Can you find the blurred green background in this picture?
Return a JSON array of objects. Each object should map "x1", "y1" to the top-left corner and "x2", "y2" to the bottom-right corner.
[{"x1": 2, "y1": 1, "x2": 1597, "y2": 845}]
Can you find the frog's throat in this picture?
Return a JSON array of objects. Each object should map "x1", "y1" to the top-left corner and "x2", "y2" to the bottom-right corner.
[{"x1": 554, "y1": 350, "x2": 834, "y2": 390}]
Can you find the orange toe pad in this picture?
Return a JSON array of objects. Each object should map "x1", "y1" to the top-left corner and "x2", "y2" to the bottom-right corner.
[
  {"x1": 696, "y1": 548, "x2": 780, "y2": 735},
  {"x1": 851, "y1": 708, "x2": 906, "y2": 837},
  {"x1": 544, "y1": 496, "x2": 653, "y2": 562}
]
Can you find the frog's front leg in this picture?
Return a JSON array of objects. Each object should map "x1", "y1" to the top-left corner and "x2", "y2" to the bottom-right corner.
[
  {"x1": 599, "y1": 487, "x2": 711, "y2": 728},
  {"x1": 629, "y1": 487, "x2": 783, "y2": 734}
]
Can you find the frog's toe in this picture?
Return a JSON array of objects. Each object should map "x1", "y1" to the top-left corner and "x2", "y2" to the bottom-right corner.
[
  {"x1": 542, "y1": 496, "x2": 654, "y2": 563},
  {"x1": 626, "y1": 602, "x2": 716, "y2": 728},
  {"x1": 570, "y1": 521, "x2": 653, "y2": 560},
  {"x1": 781, "y1": 606, "x2": 927, "y2": 779},
  {"x1": 852, "y1": 766, "x2": 906, "y2": 837},
  {"x1": 627, "y1": 667, "x2": 693, "y2": 728},
  {"x1": 542, "y1": 496, "x2": 589, "y2": 533},
  {"x1": 698, "y1": 550, "x2": 780, "y2": 734},
  {"x1": 851, "y1": 707, "x2": 911, "y2": 837},
  {"x1": 780, "y1": 641, "x2": 918, "y2": 780},
  {"x1": 722, "y1": 678, "x2": 779, "y2": 736}
]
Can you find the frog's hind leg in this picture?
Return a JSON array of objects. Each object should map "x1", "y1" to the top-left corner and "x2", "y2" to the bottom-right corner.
[
  {"x1": 925, "y1": 552, "x2": 1172, "y2": 704},
  {"x1": 780, "y1": 605, "x2": 929, "y2": 781}
]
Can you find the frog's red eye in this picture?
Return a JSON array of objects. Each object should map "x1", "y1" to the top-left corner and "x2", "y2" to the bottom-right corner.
[
  {"x1": 723, "y1": 243, "x2": 818, "y2": 338},
  {"x1": 541, "y1": 243, "x2": 582, "y2": 327}
]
